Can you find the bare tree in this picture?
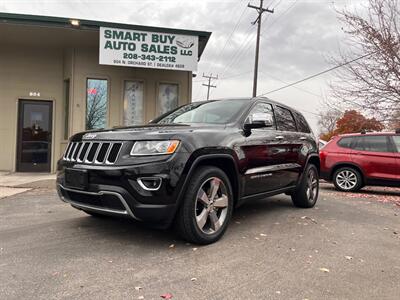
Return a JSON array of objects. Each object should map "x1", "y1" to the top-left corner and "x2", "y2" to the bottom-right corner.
[
  {"x1": 318, "y1": 108, "x2": 343, "y2": 139},
  {"x1": 329, "y1": 0, "x2": 400, "y2": 124}
]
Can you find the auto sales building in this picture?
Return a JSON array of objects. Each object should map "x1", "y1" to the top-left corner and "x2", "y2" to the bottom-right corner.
[{"x1": 0, "y1": 13, "x2": 211, "y2": 173}]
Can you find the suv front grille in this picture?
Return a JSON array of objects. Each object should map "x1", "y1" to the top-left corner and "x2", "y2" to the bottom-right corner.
[{"x1": 63, "y1": 141, "x2": 123, "y2": 164}]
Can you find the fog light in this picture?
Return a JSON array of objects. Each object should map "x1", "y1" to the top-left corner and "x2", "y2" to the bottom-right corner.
[{"x1": 137, "y1": 177, "x2": 162, "y2": 191}]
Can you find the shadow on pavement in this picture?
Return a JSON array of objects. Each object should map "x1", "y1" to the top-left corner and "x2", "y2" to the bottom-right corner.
[
  {"x1": 62, "y1": 196, "x2": 295, "y2": 247},
  {"x1": 321, "y1": 183, "x2": 400, "y2": 197}
]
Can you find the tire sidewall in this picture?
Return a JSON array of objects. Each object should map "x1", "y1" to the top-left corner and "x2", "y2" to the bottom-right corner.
[
  {"x1": 185, "y1": 167, "x2": 234, "y2": 244},
  {"x1": 304, "y1": 164, "x2": 319, "y2": 207},
  {"x1": 333, "y1": 167, "x2": 362, "y2": 192}
]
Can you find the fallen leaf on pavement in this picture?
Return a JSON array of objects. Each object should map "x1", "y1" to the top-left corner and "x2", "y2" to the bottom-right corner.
[
  {"x1": 191, "y1": 277, "x2": 197, "y2": 281},
  {"x1": 138, "y1": 296, "x2": 144, "y2": 300},
  {"x1": 169, "y1": 244, "x2": 175, "y2": 248},
  {"x1": 135, "y1": 286, "x2": 142, "y2": 291},
  {"x1": 345, "y1": 256, "x2": 353, "y2": 260},
  {"x1": 192, "y1": 248, "x2": 198, "y2": 251},
  {"x1": 319, "y1": 267, "x2": 330, "y2": 273},
  {"x1": 276, "y1": 291, "x2": 281, "y2": 294},
  {"x1": 260, "y1": 233, "x2": 267, "y2": 237},
  {"x1": 161, "y1": 293, "x2": 173, "y2": 299}
]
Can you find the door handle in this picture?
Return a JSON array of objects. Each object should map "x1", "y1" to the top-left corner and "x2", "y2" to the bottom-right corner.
[
  {"x1": 299, "y1": 137, "x2": 307, "y2": 141},
  {"x1": 275, "y1": 136, "x2": 284, "y2": 140}
]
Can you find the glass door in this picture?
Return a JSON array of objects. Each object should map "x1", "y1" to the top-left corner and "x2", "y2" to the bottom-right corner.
[{"x1": 17, "y1": 100, "x2": 53, "y2": 172}]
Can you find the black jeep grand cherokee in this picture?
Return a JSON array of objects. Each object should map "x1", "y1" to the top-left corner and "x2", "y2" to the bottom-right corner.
[{"x1": 57, "y1": 98, "x2": 320, "y2": 244}]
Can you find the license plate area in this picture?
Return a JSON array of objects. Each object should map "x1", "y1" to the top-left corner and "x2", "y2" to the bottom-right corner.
[{"x1": 65, "y1": 168, "x2": 88, "y2": 190}]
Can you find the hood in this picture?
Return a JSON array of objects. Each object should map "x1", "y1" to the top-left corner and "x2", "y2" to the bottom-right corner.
[{"x1": 71, "y1": 123, "x2": 227, "y2": 141}]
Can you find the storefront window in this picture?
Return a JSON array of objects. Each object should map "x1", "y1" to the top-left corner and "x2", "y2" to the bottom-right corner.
[
  {"x1": 86, "y1": 79, "x2": 108, "y2": 130},
  {"x1": 158, "y1": 83, "x2": 178, "y2": 115},
  {"x1": 63, "y1": 79, "x2": 70, "y2": 140},
  {"x1": 123, "y1": 81, "x2": 144, "y2": 125}
]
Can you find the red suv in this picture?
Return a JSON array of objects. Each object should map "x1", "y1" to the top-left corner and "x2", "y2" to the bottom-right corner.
[{"x1": 320, "y1": 132, "x2": 400, "y2": 192}]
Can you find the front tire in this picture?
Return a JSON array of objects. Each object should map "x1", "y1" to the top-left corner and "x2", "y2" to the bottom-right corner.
[
  {"x1": 292, "y1": 164, "x2": 319, "y2": 208},
  {"x1": 175, "y1": 166, "x2": 234, "y2": 245}
]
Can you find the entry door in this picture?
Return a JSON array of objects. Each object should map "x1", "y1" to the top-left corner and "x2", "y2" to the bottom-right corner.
[
  {"x1": 17, "y1": 100, "x2": 53, "y2": 172},
  {"x1": 242, "y1": 102, "x2": 290, "y2": 196}
]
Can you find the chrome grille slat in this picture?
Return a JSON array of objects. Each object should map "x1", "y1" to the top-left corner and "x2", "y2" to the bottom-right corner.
[
  {"x1": 106, "y1": 143, "x2": 123, "y2": 164},
  {"x1": 63, "y1": 141, "x2": 123, "y2": 165}
]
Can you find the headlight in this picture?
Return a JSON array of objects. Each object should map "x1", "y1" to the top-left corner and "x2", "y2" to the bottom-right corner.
[{"x1": 130, "y1": 140, "x2": 180, "y2": 156}]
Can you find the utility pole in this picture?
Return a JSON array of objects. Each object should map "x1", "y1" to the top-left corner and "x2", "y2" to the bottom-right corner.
[
  {"x1": 248, "y1": 0, "x2": 274, "y2": 97},
  {"x1": 202, "y1": 73, "x2": 218, "y2": 100}
]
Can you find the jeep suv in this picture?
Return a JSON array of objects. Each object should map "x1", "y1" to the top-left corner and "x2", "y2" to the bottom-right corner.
[
  {"x1": 320, "y1": 132, "x2": 400, "y2": 192},
  {"x1": 57, "y1": 98, "x2": 320, "y2": 244}
]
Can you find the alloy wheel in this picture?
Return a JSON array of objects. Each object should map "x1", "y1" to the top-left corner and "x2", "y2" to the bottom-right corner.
[
  {"x1": 306, "y1": 168, "x2": 319, "y2": 202},
  {"x1": 336, "y1": 170, "x2": 357, "y2": 190},
  {"x1": 195, "y1": 177, "x2": 229, "y2": 234}
]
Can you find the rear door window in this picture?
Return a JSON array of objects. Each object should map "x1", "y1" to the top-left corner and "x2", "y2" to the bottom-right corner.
[
  {"x1": 293, "y1": 111, "x2": 311, "y2": 133},
  {"x1": 353, "y1": 135, "x2": 391, "y2": 152},
  {"x1": 274, "y1": 106, "x2": 297, "y2": 132}
]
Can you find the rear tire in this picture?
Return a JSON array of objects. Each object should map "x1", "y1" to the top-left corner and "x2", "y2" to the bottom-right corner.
[
  {"x1": 291, "y1": 164, "x2": 319, "y2": 208},
  {"x1": 175, "y1": 166, "x2": 233, "y2": 245},
  {"x1": 333, "y1": 167, "x2": 362, "y2": 192}
]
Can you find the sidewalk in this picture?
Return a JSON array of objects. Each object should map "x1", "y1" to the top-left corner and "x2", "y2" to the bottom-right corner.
[{"x1": 0, "y1": 172, "x2": 56, "y2": 199}]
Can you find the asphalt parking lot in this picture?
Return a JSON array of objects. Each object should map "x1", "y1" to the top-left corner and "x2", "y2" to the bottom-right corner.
[{"x1": 1, "y1": 183, "x2": 399, "y2": 300}]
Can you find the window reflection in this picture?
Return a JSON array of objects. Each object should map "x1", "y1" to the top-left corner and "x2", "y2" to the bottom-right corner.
[
  {"x1": 158, "y1": 83, "x2": 178, "y2": 115},
  {"x1": 86, "y1": 79, "x2": 108, "y2": 130},
  {"x1": 123, "y1": 81, "x2": 144, "y2": 125}
]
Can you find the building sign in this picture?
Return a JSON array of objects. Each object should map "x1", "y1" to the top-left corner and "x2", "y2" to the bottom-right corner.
[{"x1": 99, "y1": 27, "x2": 198, "y2": 71}]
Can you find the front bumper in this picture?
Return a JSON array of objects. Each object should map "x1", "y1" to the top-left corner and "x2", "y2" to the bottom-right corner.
[
  {"x1": 57, "y1": 183, "x2": 176, "y2": 226},
  {"x1": 56, "y1": 153, "x2": 190, "y2": 227}
]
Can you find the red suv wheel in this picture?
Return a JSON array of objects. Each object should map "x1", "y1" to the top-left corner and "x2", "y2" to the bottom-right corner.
[{"x1": 333, "y1": 167, "x2": 363, "y2": 192}]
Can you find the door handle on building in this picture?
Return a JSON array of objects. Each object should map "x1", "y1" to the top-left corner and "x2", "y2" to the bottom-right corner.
[{"x1": 275, "y1": 136, "x2": 284, "y2": 140}]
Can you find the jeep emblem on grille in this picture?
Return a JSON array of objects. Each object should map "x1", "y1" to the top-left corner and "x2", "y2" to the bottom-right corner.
[{"x1": 83, "y1": 133, "x2": 97, "y2": 139}]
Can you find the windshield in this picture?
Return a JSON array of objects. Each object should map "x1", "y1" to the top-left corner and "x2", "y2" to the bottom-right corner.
[{"x1": 153, "y1": 100, "x2": 249, "y2": 125}]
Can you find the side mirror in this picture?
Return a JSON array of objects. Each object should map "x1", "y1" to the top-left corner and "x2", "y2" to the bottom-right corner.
[{"x1": 244, "y1": 113, "x2": 273, "y2": 130}]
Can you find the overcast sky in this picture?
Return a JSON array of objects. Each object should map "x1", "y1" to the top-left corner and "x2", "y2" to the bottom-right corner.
[{"x1": 0, "y1": 0, "x2": 368, "y2": 132}]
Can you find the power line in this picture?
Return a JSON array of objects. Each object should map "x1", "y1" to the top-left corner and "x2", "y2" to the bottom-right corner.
[
  {"x1": 205, "y1": 0, "x2": 249, "y2": 75},
  {"x1": 257, "y1": 51, "x2": 377, "y2": 96},
  {"x1": 217, "y1": 0, "x2": 286, "y2": 79},
  {"x1": 260, "y1": 0, "x2": 298, "y2": 36},
  {"x1": 260, "y1": 71, "x2": 325, "y2": 99}
]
